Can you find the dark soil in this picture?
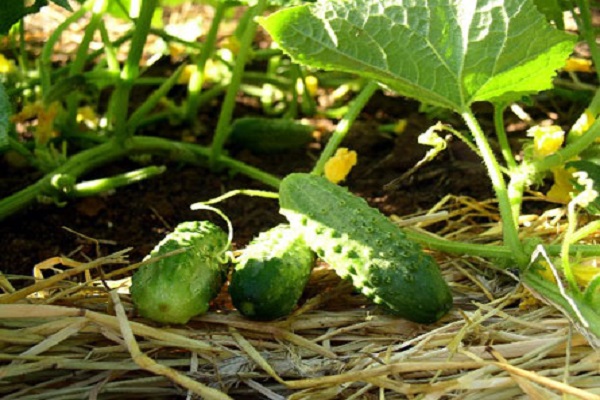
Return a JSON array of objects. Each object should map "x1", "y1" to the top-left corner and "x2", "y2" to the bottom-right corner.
[{"x1": 0, "y1": 91, "x2": 498, "y2": 280}]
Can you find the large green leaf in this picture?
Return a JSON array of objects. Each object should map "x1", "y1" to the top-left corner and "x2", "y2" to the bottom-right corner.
[{"x1": 260, "y1": 0, "x2": 576, "y2": 112}]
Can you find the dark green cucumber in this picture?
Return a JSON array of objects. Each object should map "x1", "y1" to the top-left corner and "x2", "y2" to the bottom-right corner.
[
  {"x1": 229, "y1": 224, "x2": 315, "y2": 320},
  {"x1": 228, "y1": 117, "x2": 313, "y2": 153},
  {"x1": 279, "y1": 173, "x2": 452, "y2": 324},
  {"x1": 130, "y1": 221, "x2": 229, "y2": 324}
]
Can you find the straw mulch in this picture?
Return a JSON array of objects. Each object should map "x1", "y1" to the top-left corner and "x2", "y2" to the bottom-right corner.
[{"x1": 1, "y1": 195, "x2": 599, "y2": 400}]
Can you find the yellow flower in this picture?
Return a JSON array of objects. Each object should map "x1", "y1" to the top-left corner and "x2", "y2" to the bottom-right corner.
[
  {"x1": 546, "y1": 166, "x2": 575, "y2": 204},
  {"x1": 324, "y1": 148, "x2": 357, "y2": 184},
  {"x1": 572, "y1": 110, "x2": 596, "y2": 136},
  {"x1": 0, "y1": 54, "x2": 16, "y2": 74},
  {"x1": 572, "y1": 260, "x2": 600, "y2": 287},
  {"x1": 221, "y1": 36, "x2": 241, "y2": 55},
  {"x1": 564, "y1": 57, "x2": 593, "y2": 73},
  {"x1": 10, "y1": 101, "x2": 62, "y2": 144},
  {"x1": 304, "y1": 75, "x2": 319, "y2": 97},
  {"x1": 177, "y1": 64, "x2": 197, "y2": 85},
  {"x1": 35, "y1": 101, "x2": 62, "y2": 144},
  {"x1": 77, "y1": 106, "x2": 99, "y2": 128},
  {"x1": 393, "y1": 119, "x2": 408, "y2": 135},
  {"x1": 568, "y1": 109, "x2": 599, "y2": 143},
  {"x1": 527, "y1": 125, "x2": 564, "y2": 158}
]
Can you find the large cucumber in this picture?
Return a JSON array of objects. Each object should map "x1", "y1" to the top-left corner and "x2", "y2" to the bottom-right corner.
[
  {"x1": 278, "y1": 173, "x2": 452, "y2": 324},
  {"x1": 130, "y1": 221, "x2": 229, "y2": 324},
  {"x1": 229, "y1": 224, "x2": 315, "y2": 320}
]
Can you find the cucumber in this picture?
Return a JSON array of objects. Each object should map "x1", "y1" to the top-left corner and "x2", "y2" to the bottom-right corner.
[
  {"x1": 279, "y1": 173, "x2": 453, "y2": 324},
  {"x1": 130, "y1": 221, "x2": 230, "y2": 324},
  {"x1": 228, "y1": 117, "x2": 313, "y2": 153},
  {"x1": 229, "y1": 224, "x2": 315, "y2": 320}
]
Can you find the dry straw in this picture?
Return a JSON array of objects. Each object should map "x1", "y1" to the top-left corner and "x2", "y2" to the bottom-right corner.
[{"x1": 1, "y1": 195, "x2": 599, "y2": 399}]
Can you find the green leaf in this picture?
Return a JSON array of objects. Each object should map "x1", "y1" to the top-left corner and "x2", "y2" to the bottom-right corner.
[
  {"x1": 533, "y1": 0, "x2": 570, "y2": 29},
  {"x1": 260, "y1": 0, "x2": 576, "y2": 112},
  {"x1": 0, "y1": 0, "x2": 47, "y2": 34}
]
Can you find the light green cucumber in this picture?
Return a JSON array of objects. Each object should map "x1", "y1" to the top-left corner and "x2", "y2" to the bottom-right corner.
[
  {"x1": 279, "y1": 173, "x2": 453, "y2": 324},
  {"x1": 130, "y1": 221, "x2": 229, "y2": 324}
]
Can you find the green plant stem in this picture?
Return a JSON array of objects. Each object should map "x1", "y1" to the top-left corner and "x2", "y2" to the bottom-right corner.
[
  {"x1": 65, "y1": 0, "x2": 108, "y2": 130},
  {"x1": 574, "y1": 0, "x2": 600, "y2": 83},
  {"x1": 209, "y1": 0, "x2": 268, "y2": 169},
  {"x1": 98, "y1": 22, "x2": 120, "y2": 73},
  {"x1": 111, "y1": 0, "x2": 158, "y2": 141},
  {"x1": 16, "y1": 20, "x2": 28, "y2": 74},
  {"x1": 0, "y1": 136, "x2": 280, "y2": 222},
  {"x1": 126, "y1": 65, "x2": 184, "y2": 129},
  {"x1": 494, "y1": 103, "x2": 517, "y2": 170},
  {"x1": 311, "y1": 80, "x2": 379, "y2": 176},
  {"x1": 405, "y1": 228, "x2": 600, "y2": 259},
  {"x1": 461, "y1": 109, "x2": 527, "y2": 266},
  {"x1": 185, "y1": 0, "x2": 229, "y2": 124},
  {"x1": 40, "y1": 7, "x2": 87, "y2": 97},
  {"x1": 72, "y1": 166, "x2": 167, "y2": 197},
  {"x1": 7, "y1": 137, "x2": 38, "y2": 168},
  {"x1": 562, "y1": 201, "x2": 581, "y2": 291}
]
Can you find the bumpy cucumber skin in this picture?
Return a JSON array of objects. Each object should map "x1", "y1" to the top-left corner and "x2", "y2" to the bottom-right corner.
[
  {"x1": 228, "y1": 117, "x2": 313, "y2": 153},
  {"x1": 229, "y1": 224, "x2": 315, "y2": 320},
  {"x1": 130, "y1": 221, "x2": 229, "y2": 324},
  {"x1": 279, "y1": 173, "x2": 452, "y2": 324}
]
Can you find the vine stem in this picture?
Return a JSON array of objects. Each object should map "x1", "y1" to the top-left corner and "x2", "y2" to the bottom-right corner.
[
  {"x1": 461, "y1": 109, "x2": 527, "y2": 266},
  {"x1": 209, "y1": 0, "x2": 268, "y2": 169},
  {"x1": 185, "y1": 1, "x2": 229, "y2": 125},
  {"x1": 311, "y1": 81, "x2": 379, "y2": 176},
  {"x1": 111, "y1": 0, "x2": 158, "y2": 142},
  {"x1": 0, "y1": 136, "x2": 280, "y2": 222}
]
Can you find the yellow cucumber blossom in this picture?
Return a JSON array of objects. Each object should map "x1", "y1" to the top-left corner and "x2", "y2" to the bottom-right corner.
[
  {"x1": 76, "y1": 106, "x2": 99, "y2": 129},
  {"x1": 568, "y1": 109, "x2": 598, "y2": 143},
  {"x1": 563, "y1": 57, "x2": 593, "y2": 73},
  {"x1": 11, "y1": 101, "x2": 62, "y2": 145},
  {"x1": 393, "y1": 119, "x2": 408, "y2": 135},
  {"x1": 324, "y1": 148, "x2": 358, "y2": 184},
  {"x1": 0, "y1": 54, "x2": 16, "y2": 74},
  {"x1": 546, "y1": 167, "x2": 575, "y2": 204},
  {"x1": 304, "y1": 75, "x2": 319, "y2": 97},
  {"x1": 527, "y1": 125, "x2": 564, "y2": 158},
  {"x1": 571, "y1": 260, "x2": 600, "y2": 288}
]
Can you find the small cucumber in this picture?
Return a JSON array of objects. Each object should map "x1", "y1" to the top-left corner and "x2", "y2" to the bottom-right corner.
[
  {"x1": 279, "y1": 173, "x2": 452, "y2": 324},
  {"x1": 130, "y1": 221, "x2": 229, "y2": 324},
  {"x1": 229, "y1": 224, "x2": 315, "y2": 320},
  {"x1": 228, "y1": 117, "x2": 313, "y2": 153}
]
